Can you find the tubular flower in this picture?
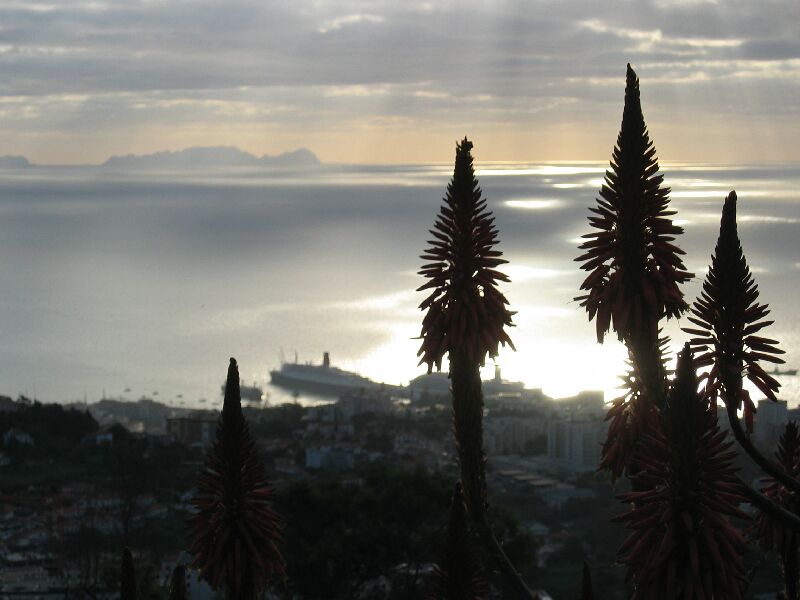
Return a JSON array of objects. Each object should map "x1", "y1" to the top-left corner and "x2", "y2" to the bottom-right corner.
[
  {"x1": 576, "y1": 64, "x2": 691, "y2": 345},
  {"x1": 417, "y1": 137, "x2": 514, "y2": 372},
  {"x1": 617, "y1": 344, "x2": 748, "y2": 599},
  {"x1": 600, "y1": 334, "x2": 669, "y2": 479},
  {"x1": 188, "y1": 358, "x2": 285, "y2": 599},
  {"x1": 683, "y1": 191, "x2": 785, "y2": 433},
  {"x1": 429, "y1": 482, "x2": 489, "y2": 600},
  {"x1": 753, "y1": 421, "x2": 800, "y2": 600}
]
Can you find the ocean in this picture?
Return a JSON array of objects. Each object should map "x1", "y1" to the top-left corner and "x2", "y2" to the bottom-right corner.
[{"x1": 1, "y1": 162, "x2": 798, "y2": 409}]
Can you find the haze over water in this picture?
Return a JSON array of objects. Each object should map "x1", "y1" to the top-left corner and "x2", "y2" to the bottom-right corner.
[{"x1": 1, "y1": 162, "x2": 798, "y2": 408}]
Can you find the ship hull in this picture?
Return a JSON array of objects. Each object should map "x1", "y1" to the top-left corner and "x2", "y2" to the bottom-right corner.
[{"x1": 269, "y1": 369, "x2": 380, "y2": 397}]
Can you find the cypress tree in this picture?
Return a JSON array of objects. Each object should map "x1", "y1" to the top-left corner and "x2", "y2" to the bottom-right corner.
[{"x1": 188, "y1": 357, "x2": 285, "y2": 599}]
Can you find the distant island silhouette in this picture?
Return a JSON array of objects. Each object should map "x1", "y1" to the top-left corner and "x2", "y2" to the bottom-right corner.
[
  {"x1": 102, "y1": 146, "x2": 320, "y2": 169},
  {"x1": 0, "y1": 146, "x2": 320, "y2": 169},
  {"x1": 0, "y1": 155, "x2": 31, "y2": 168}
]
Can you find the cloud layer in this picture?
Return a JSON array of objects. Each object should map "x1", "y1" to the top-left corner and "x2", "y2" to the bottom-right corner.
[{"x1": 0, "y1": 0, "x2": 798, "y2": 163}]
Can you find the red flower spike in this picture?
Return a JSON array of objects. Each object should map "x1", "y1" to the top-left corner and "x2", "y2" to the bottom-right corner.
[
  {"x1": 428, "y1": 482, "x2": 489, "y2": 600},
  {"x1": 684, "y1": 191, "x2": 785, "y2": 432},
  {"x1": 579, "y1": 65, "x2": 690, "y2": 477},
  {"x1": 618, "y1": 344, "x2": 747, "y2": 599},
  {"x1": 188, "y1": 358, "x2": 285, "y2": 599},
  {"x1": 417, "y1": 137, "x2": 515, "y2": 372},
  {"x1": 576, "y1": 64, "x2": 692, "y2": 345},
  {"x1": 752, "y1": 421, "x2": 800, "y2": 600},
  {"x1": 419, "y1": 139, "x2": 533, "y2": 598},
  {"x1": 599, "y1": 333, "x2": 669, "y2": 480}
]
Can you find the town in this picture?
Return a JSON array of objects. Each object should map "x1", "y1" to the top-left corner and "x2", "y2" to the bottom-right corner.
[{"x1": 0, "y1": 369, "x2": 793, "y2": 599}]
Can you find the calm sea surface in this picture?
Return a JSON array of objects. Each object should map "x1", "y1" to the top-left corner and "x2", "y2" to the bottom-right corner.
[{"x1": 1, "y1": 163, "x2": 798, "y2": 408}]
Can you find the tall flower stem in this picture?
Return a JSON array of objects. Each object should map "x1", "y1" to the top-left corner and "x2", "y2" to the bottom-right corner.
[
  {"x1": 188, "y1": 358, "x2": 284, "y2": 599},
  {"x1": 753, "y1": 422, "x2": 800, "y2": 597},
  {"x1": 451, "y1": 353, "x2": 532, "y2": 598},
  {"x1": 737, "y1": 476, "x2": 800, "y2": 532},
  {"x1": 450, "y1": 352, "x2": 486, "y2": 518},
  {"x1": 429, "y1": 482, "x2": 489, "y2": 600},
  {"x1": 726, "y1": 403, "x2": 800, "y2": 495},
  {"x1": 685, "y1": 191, "x2": 800, "y2": 496},
  {"x1": 577, "y1": 64, "x2": 691, "y2": 478},
  {"x1": 618, "y1": 344, "x2": 748, "y2": 598},
  {"x1": 418, "y1": 138, "x2": 531, "y2": 597}
]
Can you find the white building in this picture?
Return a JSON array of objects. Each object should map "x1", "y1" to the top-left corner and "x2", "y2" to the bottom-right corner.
[
  {"x1": 754, "y1": 399, "x2": 788, "y2": 449},
  {"x1": 546, "y1": 418, "x2": 606, "y2": 474},
  {"x1": 485, "y1": 415, "x2": 545, "y2": 455}
]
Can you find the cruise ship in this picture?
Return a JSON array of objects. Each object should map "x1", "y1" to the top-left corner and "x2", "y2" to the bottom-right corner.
[{"x1": 269, "y1": 352, "x2": 381, "y2": 396}]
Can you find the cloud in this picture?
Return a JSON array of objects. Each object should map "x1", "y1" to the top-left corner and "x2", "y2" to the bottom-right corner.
[
  {"x1": 0, "y1": 0, "x2": 797, "y2": 162},
  {"x1": 318, "y1": 13, "x2": 384, "y2": 34}
]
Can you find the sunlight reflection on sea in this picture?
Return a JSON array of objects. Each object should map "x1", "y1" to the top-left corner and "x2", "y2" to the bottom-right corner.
[{"x1": 0, "y1": 162, "x2": 798, "y2": 410}]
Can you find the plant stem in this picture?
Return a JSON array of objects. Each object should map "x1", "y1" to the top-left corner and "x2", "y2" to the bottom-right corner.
[
  {"x1": 450, "y1": 352, "x2": 535, "y2": 599},
  {"x1": 737, "y1": 476, "x2": 800, "y2": 532},
  {"x1": 726, "y1": 402, "x2": 800, "y2": 495}
]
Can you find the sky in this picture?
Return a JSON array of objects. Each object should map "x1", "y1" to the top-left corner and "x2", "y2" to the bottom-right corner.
[{"x1": 0, "y1": 0, "x2": 798, "y2": 164}]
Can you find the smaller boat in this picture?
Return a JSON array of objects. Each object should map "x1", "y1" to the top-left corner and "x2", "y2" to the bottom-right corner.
[
  {"x1": 771, "y1": 367, "x2": 798, "y2": 376},
  {"x1": 221, "y1": 380, "x2": 264, "y2": 403}
]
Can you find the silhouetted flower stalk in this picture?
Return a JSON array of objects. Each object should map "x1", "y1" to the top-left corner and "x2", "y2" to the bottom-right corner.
[
  {"x1": 683, "y1": 191, "x2": 800, "y2": 495},
  {"x1": 429, "y1": 482, "x2": 489, "y2": 600},
  {"x1": 617, "y1": 344, "x2": 747, "y2": 599},
  {"x1": 121, "y1": 547, "x2": 137, "y2": 600},
  {"x1": 418, "y1": 138, "x2": 529, "y2": 597},
  {"x1": 600, "y1": 336, "x2": 668, "y2": 478},
  {"x1": 168, "y1": 565, "x2": 188, "y2": 600},
  {"x1": 577, "y1": 64, "x2": 692, "y2": 477},
  {"x1": 753, "y1": 421, "x2": 800, "y2": 600},
  {"x1": 188, "y1": 357, "x2": 285, "y2": 599}
]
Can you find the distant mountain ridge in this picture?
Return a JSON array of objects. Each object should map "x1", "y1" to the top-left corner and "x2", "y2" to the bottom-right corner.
[
  {"x1": 102, "y1": 146, "x2": 320, "y2": 169},
  {"x1": 0, "y1": 155, "x2": 31, "y2": 168}
]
